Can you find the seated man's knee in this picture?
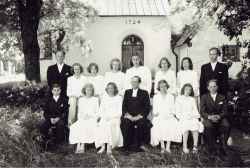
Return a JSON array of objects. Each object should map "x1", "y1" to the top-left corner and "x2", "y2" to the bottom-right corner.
[
  {"x1": 203, "y1": 119, "x2": 214, "y2": 129},
  {"x1": 220, "y1": 118, "x2": 230, "y2": 128}
]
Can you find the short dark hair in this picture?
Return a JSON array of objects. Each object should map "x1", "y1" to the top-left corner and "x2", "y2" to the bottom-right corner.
[
  {"x1": 130, "y1": 55, "x2": 143, "y2": 67},
  {"x1": 81, "y1": 83, "x2": 95, "y2": 96},
  {"x1": 110, "y1": 58, "x2": 122, "y2": 71},
  {"x1": 105, "y1": 82, "x2": 119, "y2": 95},
  {"x1": 209, "y1": 47, "x2": 221, "y2": 56},
  {"x1": 207, "y1": 79, "x2": 218, "y2": 87},
  {"x1": 56, "y1": 50, "x2": 66, "y2": 56},
  {"x1": 87, "y1": 63, "x2": 99, "y2": 73},
  {"x1": 71, "y1": 63, "x2": 84, "y2": 74},
  {"x1": 132, "y1": 75, "x2": 142, "y2": 83},
  {"x1": 181, "y1": 57, "x2": 193, "y2": 70},
  {"x1": 157, "y1": 80, "x2": 170, "y2": 91},
  {"x1": 51, "y1": 83, "x2": 61, "y2": 89},
  {"x1": 180, "y1": 83, "x2": 194, "y2": 97},
  {"x1": 158, "y1": 57, "x2": 171, "y2": 69}
]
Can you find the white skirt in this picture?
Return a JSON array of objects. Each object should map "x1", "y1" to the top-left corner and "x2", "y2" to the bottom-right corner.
[
  {"x1": 69, "y1": 118, "x2": 97, "y2": 144},
  {"x1": 179, "y1": 118, "x2": 204, "y2": 133},
  {"x1": 151, "y1": 117, "x2": 182, "y2": 146},
  {"x1": 95, "y1": 119, "x2": 123, "y2": 148}
]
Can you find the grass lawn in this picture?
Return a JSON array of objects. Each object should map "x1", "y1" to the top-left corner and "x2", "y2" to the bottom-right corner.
[{"x1": 38, "y1": 132, "x2": 247, "y2": 167}]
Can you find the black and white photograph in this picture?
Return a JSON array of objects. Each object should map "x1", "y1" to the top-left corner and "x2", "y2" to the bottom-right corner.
[{"x1": 0, "y1": 0, "x2": 250, "y2": 167}]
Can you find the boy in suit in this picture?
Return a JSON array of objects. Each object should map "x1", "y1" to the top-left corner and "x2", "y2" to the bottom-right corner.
[
  {"x1": 200, "y1": 79, "x2": 230, "y2": 155},
  {"x1": 47, "y1": 50, "x2": 72, "y2": 97},
  {"x1": 200, "y1": 47, "x2": 229, "y2": 96},
  {"x1": 121, "y1": 76, "x2": 151, "y2": 152},
  {"x1": 40, "y1": 83, "x2": 69, "y2": 146}
]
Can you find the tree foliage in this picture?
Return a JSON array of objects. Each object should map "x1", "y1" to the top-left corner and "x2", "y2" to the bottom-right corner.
[{"x1": 0, "y1": 0, "x2": 96, "y2": 82}]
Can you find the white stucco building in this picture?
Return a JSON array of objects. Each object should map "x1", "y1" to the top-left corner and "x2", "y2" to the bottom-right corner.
[{"x1": 40, "y1": 0, "x2": 173, "y2": 80}]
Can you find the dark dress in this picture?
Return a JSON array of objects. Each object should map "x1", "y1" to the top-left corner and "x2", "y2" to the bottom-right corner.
[
  {"x1": 120, "y1": 89, "x2": 151, "y2": 151},
  {"x1": 200, "y1": 62, "x2": 229, "y2": 96},
  {"x1": 47, "y1": 64, "x2": 72, "y2": 97},
  {"x1": 200, "y1": 93, "x2": 230, "y2": 153},
  {"x1": 40, "y1": 96, "x2": 69, "y2": 144}
]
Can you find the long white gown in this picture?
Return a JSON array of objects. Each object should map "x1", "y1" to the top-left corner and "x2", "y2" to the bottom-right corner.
[
  {"x1": 125, "y1": 66, "x2": 152, "y2": 94},
  {"x1": 151, "y1": 93, "x2": 182, "y2": 146},
  {"x1": 95, "y1": 95, "x2": 123, "y2": 148},
  {"x1": 175, "y1": 95, "x2": 202, "y2": 133},
  {"x1": 177, "y1": 70, "x2": 199, "y2": 96},
  {"x1": 154, "y1": 70, "x2": 176, "y2": 95},
  {"x1": 69, "y1": 96, "x2": 99, "y2": 144},
  {"x1": 67, "y1": 75, "x2": 87, "y2": 123},
  {"x1": 87, "y1": 75, "x2": 104, "y2": 96},
  {"x1": 104, "y1": 71, "x2": 125, "y2": 95}
]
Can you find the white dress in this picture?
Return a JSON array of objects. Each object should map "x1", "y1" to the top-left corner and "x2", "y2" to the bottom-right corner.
[
  {"x1": 154, "y1": 70, "x2": 176, "y2": 95},
  {"x1": 175, "y1": 95, "x2": 202, "y2": 133},
  {"x1": 69, "y1": 96, "x2": 99, "y2": 144},
  {"x1": 104, "y1": 71, "x2": 125, "y2": 95},
  {"x1": 151, "y1": 93, "x2": 182, "y2": 146},
  {"x1": 67, "y1": 75, "x2": 87, "y2": 123},
  {"x1": 177, "y1": 70, "x2": 199, "y2": 96},
  {"x1": 87, "y1": 75, "x2": 104, "y2": 96},
  {"x1": 95, "y1": 95, "x2": 123, "y2": 148},
  {"x1": 67, "y1": 75, "x2": 87, "y2": 97},
  {"x1": 125, "y1": 66, "x2": 152, "y2": 94}
]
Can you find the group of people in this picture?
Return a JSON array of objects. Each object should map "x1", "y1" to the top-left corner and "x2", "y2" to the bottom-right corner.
[{"x1": 41, "y1": 47, "x2": 230, "y2": 155}]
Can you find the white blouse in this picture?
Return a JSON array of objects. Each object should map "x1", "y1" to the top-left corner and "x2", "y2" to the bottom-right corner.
[
  {"x1": 77, "y1": 96, "x2": 99, "y2": 120},
  {"x1": 177, "y1": 70, "x2": 199, "y2": 96},
  {"x1": 125, "y1": 66, "x2": 152, "y2": 94},
  {"x1": 175, "y1": 95, "x2": 200, "y2": 120},
  {"x1": 67, "y1": 75, "x2": 87, "y2": 97},
  {"x1": 87, "y1": 75, "x2": 104, "y2": 96},
  {"x1": 99, "y1": 95, "x2": 122, "y2": 120},
  {"x1": 154, "y1": 69, "x2": 176, "y2": 94},
  {"x1": 153, "y1": 93, "x2": 175, "y2": 119},
  {"x1": 104, "y1": 71, "x2": 125, "y2": 94}
]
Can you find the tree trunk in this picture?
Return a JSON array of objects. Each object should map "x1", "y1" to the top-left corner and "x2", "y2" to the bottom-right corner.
[{"x1": 17, "y1": 0, "x2": 42, "y2": 82}]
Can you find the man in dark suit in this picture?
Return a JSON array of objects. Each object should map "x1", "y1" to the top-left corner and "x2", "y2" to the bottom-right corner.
[
  {"x1": 200, "y1": 47, "x2": 229, "y2": 96},
  {"x1": 200, "y1": 79, "x2": 230, "y2": 155},
  {"x1": 40, "y1": 83, "x2": 69, "y2": 146},
  {"x1": 121, "y1": 76, "x2": 151, "y2": 152},
  {"x1": 47, "y1": 50, "x2": 72, "y2": 97}
]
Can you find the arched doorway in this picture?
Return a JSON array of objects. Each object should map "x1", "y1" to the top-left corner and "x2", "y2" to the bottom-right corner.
[{"x1": 122, "y1": 35, "x2": 144, "y2": 72}]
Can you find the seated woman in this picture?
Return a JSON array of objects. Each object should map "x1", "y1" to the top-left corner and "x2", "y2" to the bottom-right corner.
[
  {"x1": 95, "y1": 82, "x2": 123, "y2": 154},
  {"x1": 175, "y1": 83, "x2": 203, "y2": 154},
  {"x1": 40, "y1": 83, "x2": 69, "y2": 147},
  {"x1": 67, "y1": 63, "x2": 87, "y2": 125},
  {"x1": 69, "y1": 83, "x2": 99, "y2": 153},
  {"x1": 87, "y1": 63, "x2": 104, "y2": 97},
  {"x1": 151, "y1": 80, "x2": 182, "y2": 153}
]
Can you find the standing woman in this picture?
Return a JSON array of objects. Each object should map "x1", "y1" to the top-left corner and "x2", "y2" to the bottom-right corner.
[
  {"x1": 87, "y1": 63, "x2": 104, "y2": 97},
  {"x1": 104, "y1": 58, "x2": 125, "y2": 95},
  {"x1": 177, "y1": 57, "x2": 199, "y2": 96},
  {"x1": 67, "y1": 63, "x2": 87, "y2": 125},
  {"x1": 95, "y1": 82, "x2": 123, "y2": 154},
  {"x1": 125, "y1": 55, "x2": 152, "y2": 94},
  {"x1": 154, "y1": 57, "x2": 176, "y2": 95},
  {"x1": 175, "y1": 84, "x2": 203, "y2": 154},
  {"x1": 69, "y1": 83, "x2": 99, "y2": 153},
  {"x1": 151, "y1": 80, "x2": 182, "y2": 153}
]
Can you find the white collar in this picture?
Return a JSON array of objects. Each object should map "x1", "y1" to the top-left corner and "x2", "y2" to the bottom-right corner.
[{"x1": 53, "y1": 96, "x2": 59, "y2": 102}]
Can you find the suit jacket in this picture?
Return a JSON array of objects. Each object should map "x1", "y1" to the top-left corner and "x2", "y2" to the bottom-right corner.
[
  {"x1": 199, "y1": 62, "x2": 228, "y2": 96},
  {"x1": 200, "y1": 93, "x2": 228, "y2": 120},
  {"x1": 122, "y1": 89, "x2": 151, "y2": 118},
  {"x1": 43, "y1": 96, "x2": 69, "y2": 121},
  {"x1": 47, "y1": 64, "x2": 72, "y2": 97}
]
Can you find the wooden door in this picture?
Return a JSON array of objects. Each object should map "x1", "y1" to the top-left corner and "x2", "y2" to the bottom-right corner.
[{"x1": 122, "y1": 35, "x2": 144, "y2": 72}]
